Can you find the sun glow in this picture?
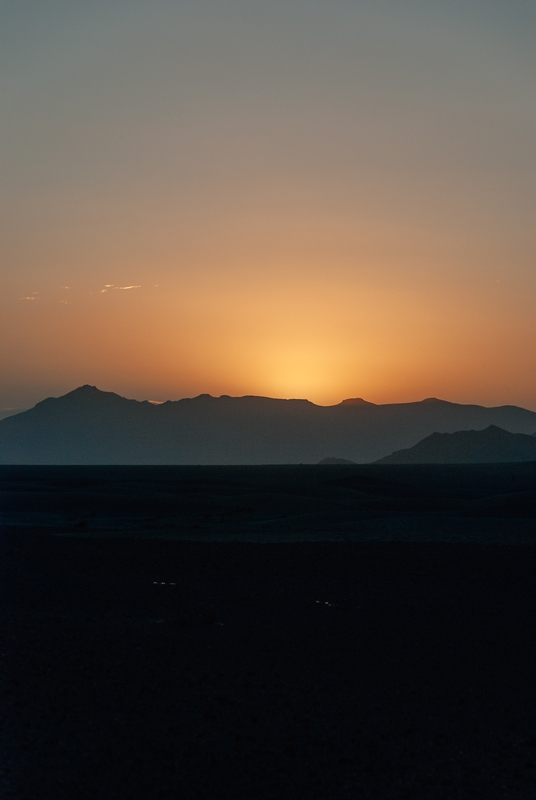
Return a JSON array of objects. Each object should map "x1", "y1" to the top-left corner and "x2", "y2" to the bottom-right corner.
[{"x1": 247, "y1": 342, "x2": 349, "y2": 402}]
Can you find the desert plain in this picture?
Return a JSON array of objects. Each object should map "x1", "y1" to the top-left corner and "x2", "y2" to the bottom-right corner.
[{"x1": 2, "y1": 463, "x2": 536, "y2": 798}]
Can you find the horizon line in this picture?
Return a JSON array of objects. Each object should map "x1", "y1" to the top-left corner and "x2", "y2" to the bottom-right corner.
[{"x1": 3, "y1": 384, "x2": 536, "y2": 416}]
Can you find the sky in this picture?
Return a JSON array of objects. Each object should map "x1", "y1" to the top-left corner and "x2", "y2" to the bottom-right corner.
[{"x1": 1, "y1": 0, "x2": 535, "y2": 414}]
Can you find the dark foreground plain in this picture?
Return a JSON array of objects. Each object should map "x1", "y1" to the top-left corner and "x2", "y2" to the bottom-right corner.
[{"x1": 2, "y1": 464, "x2": 536, "y2": 799}]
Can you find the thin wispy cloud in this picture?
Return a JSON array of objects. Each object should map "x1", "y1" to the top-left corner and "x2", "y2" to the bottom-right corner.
[{"x1": 100, "y1": 285, "x2": 141, "y2": 293}]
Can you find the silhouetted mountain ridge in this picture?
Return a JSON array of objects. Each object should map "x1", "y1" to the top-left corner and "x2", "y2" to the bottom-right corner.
[
  {"x1": 376, "y1": 425, "x2": 536, "y2": 464},
  {"x1": 338, "y1": 398, "x2": 375, "y2": 406},
  {"x1": 1, "y1": 386, "x2": 536, "y2": 464}
]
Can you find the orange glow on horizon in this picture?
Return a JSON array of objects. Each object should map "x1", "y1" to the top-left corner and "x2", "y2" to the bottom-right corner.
[{"x1": 3, "y1": 251, "x2": 535, "y2": 412}]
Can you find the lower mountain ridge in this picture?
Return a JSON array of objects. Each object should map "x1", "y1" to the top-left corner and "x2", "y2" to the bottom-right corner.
[{"x1": 376, "y1": 425, "x2": 536, "y2": 464}]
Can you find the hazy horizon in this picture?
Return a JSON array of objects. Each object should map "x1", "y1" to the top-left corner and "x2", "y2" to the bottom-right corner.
[{"x1": 2, "y1": 2, "x2": 535, "y2": 413}]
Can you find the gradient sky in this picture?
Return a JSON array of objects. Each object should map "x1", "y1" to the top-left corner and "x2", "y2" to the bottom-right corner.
[{"x1": 1, "y1": 0, "x2": 535, "y2": 414}]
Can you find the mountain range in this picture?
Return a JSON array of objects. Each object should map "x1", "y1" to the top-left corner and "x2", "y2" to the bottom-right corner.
[{"x1": 1, "y1": 385, "x2": 536, "y2": 464}]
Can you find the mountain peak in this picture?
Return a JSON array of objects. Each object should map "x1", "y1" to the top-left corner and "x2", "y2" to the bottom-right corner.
[
  {"x1": 339, "y1": 398, "x2": 375, "y2": 406},
  {"x1": 33, "y1": 385, "x2": 131, "y2": 411},
  {"x1": 63, "y1": 385, "x2": 121, "y2": 400},
  {"x1": 70, "y1": 384, "x2": 101, "y2": 394}
]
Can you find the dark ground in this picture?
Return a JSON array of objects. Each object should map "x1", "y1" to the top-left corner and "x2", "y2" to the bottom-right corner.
[{"x1": 2, "y1": 465, "x2": 536, "y2": 798}]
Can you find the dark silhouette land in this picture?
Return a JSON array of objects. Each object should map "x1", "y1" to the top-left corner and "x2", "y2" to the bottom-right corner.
[
  {"x1": 377, "y1": 425, "x2": 536, "y2": 464},
  {"x1": 2, "y1": 389, "x2": 536, "y2": 797},
  {"x1": 2, "y1": 463, "x2": 536, "y2": 798},
  {"x1": 318, "y1": 456, "x2": 356, "y2": 464},
  {"x1": 2, "y1": 385, "x2": 536, "y2": 464}
]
